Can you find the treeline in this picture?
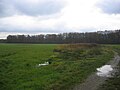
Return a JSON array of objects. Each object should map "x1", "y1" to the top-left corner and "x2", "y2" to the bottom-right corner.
[
  {"x1": 0, "y1": 39, "x2": 7, "y2": 43},
  {"x1": 6, "y1": 30, "x2": 120, "y2": 44}
]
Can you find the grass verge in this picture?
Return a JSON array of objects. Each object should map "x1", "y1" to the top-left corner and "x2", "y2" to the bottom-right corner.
[{"x1": 98, "y1": 45, "x2": 120, "y2": 90}]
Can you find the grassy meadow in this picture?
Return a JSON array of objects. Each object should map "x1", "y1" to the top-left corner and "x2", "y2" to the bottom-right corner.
[
  {"x1": 0, "y1": 44, "x2": 117, "y2": 90},
  {"x1": 0, "y1": 44, "x2": 56, "y2": 90}
]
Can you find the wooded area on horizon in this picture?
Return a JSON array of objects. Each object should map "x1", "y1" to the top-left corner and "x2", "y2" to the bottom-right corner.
[{"x1": 1, "y1": 30, "x2": 120, "y2": 44}]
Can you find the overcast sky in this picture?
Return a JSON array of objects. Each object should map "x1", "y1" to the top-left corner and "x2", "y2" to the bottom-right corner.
[{"x1": 0, "y1": 0, "x2": 120, "y2": 39}]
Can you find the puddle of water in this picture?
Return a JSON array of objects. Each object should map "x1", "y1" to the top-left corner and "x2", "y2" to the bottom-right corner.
[
  {"x1": 38, "y1": 62, "x2": 49, "y2": 67},
  {"x1": 96, "y1": 65, "x2": 113, "y2": 77}
]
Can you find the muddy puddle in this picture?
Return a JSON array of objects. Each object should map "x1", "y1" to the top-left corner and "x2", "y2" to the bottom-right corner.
[
  {"x1": 96, "y1": 65, "x2": 113, "y2": 77},
  {"x1": 73, "y1": 53, "x2": 120, "y2": 90}
]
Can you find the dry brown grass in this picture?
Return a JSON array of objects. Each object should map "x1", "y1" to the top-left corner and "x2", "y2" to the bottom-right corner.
[{"x1": 54, "y1": 43, "x2": 99, "y2": 51}]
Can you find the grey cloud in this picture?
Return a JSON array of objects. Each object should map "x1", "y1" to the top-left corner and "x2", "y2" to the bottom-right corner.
[
  {"x1": 97, "y1": 0, "x2": 120, "y2": 14},
  {"x1": 0, "y1": 24, "x2": 61, "y2": 33},
  {"x1": 0, "y1": 0, "x2": 65, "y2": 17},
  {"x1": 0, "y1": 28, "x2": 67, "y2": 34},
  {"x1": 0, "y1": 0, "x2": 20, "y2": 17},
  {"x1": 0, "y1": 1, "x2": 14, "y2": 17}
]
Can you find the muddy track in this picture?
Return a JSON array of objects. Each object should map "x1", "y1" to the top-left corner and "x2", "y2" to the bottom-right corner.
[{"x1": 72, "y1": 52, "x2": 120, "y2": 90}]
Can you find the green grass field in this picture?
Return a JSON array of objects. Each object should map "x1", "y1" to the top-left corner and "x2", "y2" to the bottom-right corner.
[
  {"x1": 0, "y1": 44, "x2": 56, "y2": 90},
  {"x1": 0, "y1": 44, "x2": 116, "y2": 90}
]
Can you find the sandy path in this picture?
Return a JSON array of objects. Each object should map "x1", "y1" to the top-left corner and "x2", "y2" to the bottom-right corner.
[{"x1": 73, "y1": 52, "x2": 120, "y2": 90}]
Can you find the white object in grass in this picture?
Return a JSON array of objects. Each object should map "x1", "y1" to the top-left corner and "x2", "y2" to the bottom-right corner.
[
  {"x1": 96, "y1": 65, "x2": 113, "y2": 77},
  {"x1": 38, "y1": 62, "x2": 49, "y2": 67}
]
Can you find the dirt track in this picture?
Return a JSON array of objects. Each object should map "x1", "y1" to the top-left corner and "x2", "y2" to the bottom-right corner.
[{"x1": 73, "y1": 52, "x2": 120, "y2": 90}]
